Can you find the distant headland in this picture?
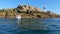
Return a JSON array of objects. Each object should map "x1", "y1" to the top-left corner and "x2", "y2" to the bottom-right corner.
[{"x1": 0, "y1": 4, "x2": 60, "y2": 18}]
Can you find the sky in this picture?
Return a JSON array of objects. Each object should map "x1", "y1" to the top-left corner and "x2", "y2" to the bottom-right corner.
[{"x1": 0, "y1": 0, "x2": 60, "y2": 14}]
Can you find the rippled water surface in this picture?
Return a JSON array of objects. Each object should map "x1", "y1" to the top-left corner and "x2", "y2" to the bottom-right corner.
[{"x1": 0, "y1": 18, "x2": 60, "y2": 34}]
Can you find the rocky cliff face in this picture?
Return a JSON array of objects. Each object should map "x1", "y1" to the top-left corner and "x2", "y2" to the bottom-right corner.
[{"x1": 14, "y1": 5, "x2": 42, "y2": 13}]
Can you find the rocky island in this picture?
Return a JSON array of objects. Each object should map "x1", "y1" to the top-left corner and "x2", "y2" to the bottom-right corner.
[{"x1": 0, "y1": 5, "x2": 60, "y2": 18}]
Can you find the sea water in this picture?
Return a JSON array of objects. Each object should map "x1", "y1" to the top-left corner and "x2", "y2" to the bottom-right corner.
[{"x1": 0, "y1": 18, "x2": 60, "y2": 34}]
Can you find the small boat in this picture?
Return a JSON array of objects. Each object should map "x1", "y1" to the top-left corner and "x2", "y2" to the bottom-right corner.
[{"x1": 16, "y1": 15, "x2": 21, "y2": 20}]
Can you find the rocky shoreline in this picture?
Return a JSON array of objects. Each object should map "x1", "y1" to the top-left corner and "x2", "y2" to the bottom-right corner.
[{"x1": 0, "y1": 5, "x2": 60, "y2": 18}]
